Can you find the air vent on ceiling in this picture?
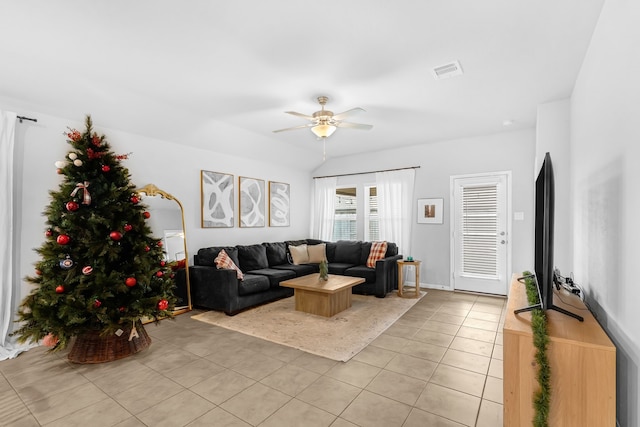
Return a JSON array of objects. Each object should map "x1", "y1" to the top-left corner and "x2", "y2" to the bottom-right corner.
[{"x1": 432, "y1": 61, "x2": 463, "y2": 80}]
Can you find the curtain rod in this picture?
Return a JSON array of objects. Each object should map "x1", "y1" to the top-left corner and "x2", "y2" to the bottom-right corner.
[
  {"x1": 313, "y1": 165, "x2": 420, "y2": 179},
  {"x1": 17, "y1": 115, "x2": 37, "y2": 123}
]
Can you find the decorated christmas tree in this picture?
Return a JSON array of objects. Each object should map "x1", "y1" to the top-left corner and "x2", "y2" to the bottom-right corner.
[{"x1": 13, "y1": 116, "x2": 176, "y2": 355}]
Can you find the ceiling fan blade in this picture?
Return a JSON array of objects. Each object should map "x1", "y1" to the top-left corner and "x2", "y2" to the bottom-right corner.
[
  {"x1": 273, "y1": 123, "x2": 314, "y2": 133},
  {"x1": 333, "y1": 107, "x2": 366, "y2": 120},
  {"x1": 285, "y1": 111, "x2": 315, "y2": 120},
  {"x1": 336, "y1": 121, "x2": 373, "y2": 130}
]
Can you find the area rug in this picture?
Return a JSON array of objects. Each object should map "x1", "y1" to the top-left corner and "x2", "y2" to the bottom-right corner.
[{"x1": 191, "y1": 292, "x2": 425, "y2": 362}]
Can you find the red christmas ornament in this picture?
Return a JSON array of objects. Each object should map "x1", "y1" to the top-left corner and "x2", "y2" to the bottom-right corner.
[
  {"x1": 125, "y1": 277, "x2": 137, "y2": 287},
  {"x1": 56, "y1": 234, "x2": 70, "y2": 245},
  {"x1": 144, "y1": 245, "x2": 151, "y2": 252},
  {"x1": 143, "y1": 211, "x2": 151, "y2": 219},
  {"x1": 156, "y1": 271, "x2": 164, "y2": 278},
  {"x1": 55, "y1": 285, "x2": 65, "y2": 294},
  {"x1": 56, "y1": 168, "x2": 63, "y2": 174},
  {"x1": 110, "y1": 231, "x2": 122, "y2": 241},
  {"x1": 130, "y1": 195, "x2": 139, "y2": 204},
  {"x1": 92, "y1": 135, "x2": 101, "y2": 146},
  {"x1": 66, "y1": 201, "x2": 79, "y2": 212},
  {"x1": 157, "y1": 299, "x2": 169, "y2": 311},
  {"x1": 101, "y1": 165, "x2": 111, "y2": 172},
  {"x1": 124, "y1": 224, "x2": 133, "y2": 232},
  {"x1": 156, "y1": 241, "x2": 163, "y2": 247},
  {"x1": 35, "y1": 269, "x2": 42, "y2": 276},
  {"x1": 45, "y1": 229, "x2": 53, "y2": 237},
  {"x1": 82, "y1": 266, "x2": 93, "y2": 275},
  {"x1": 119, "y1": 306, "x2": 126, "y2": 312},
  {"x1": 160, "y1": 260, "x2": 166, "y2": 267},
  {"x1": 170, "y1": 273, "x2": 175, "y2": 279},
  {"x1": 93, "y1": 299, "x2": 102, "y2": 308}
]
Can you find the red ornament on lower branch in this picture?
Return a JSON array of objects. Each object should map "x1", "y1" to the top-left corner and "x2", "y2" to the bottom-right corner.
[
  {"x1": 110, "y1": 231, "x2": 122, "y2": 241},
  {"x1": 55, "y1": 285, "x2": 65, "y2": 294},
  {"x1": 143, "y1": 211, "x2": 151, "y2": 219},
  {"x1": 157, "y1": 299, "x2": 169, "y2": 311},
  {"x1": 155, "y1": 271, "x2": 164, "y2": 278},
  {"x1": 56, "y1": 234, "x2": 71, "y2": 245},
  {"x1": 125, "y1": 277, "x2": 137, "y2": 287}
]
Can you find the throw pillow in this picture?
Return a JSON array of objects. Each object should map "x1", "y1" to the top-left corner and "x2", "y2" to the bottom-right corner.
[
  {"x1": 289, "y1": 244, "x2": 309, "y2": 265},
  {"x1": 307, "y1": 243, "x2": 327, "y2": 264},
  {"x1": 214, "y1": 249, "x2": 244, "y2": 280},
  {"x1": 366, "y1": 241, "x2": 388, "y2": 268}
]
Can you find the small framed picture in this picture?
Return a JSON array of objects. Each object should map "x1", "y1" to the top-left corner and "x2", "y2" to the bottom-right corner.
[{"x1": 417, "y1": 198, "x2": 443, "y2": 224}]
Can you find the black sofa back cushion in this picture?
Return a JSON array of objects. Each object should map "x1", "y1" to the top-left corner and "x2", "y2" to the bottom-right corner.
[
  {"x1": 334, "y1": 240, "x2": 362, "y2": 265},
  {"x1": 263, "y1": 242, "x2": 288, "y2": 266},
  {"x1": 325, "y1": 242, "x2": 337, "y2": 263},
  {"x1": 386, "y1": 242, "x2": 398, "y2": 257},
  {"x1": 237, "y1": 244, "x2": 269, "y2": 271},
  {"x1": 196, "y1": 246, "x2": 240, "y2": 267},
  {"x1": 360, "y1": 242, "x2": 372, "y2": 265}
]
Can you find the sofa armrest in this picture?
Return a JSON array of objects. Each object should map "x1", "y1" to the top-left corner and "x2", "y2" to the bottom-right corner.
[
  {"x1": 374, "y1": 254, "x2": 403, "y2": 297},
  {"x1": 189, "y1": 265, "x2": 239, "y2": 313}
]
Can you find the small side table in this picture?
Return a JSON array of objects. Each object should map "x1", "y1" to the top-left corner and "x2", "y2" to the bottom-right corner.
[{"x1": 397, "y1": 260, "x2": 421, "y2": 298}]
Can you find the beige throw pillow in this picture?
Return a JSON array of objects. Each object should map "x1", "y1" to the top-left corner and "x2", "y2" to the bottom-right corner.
[
  {"x1": 289, "y1": 244, "x2": 309, "y2": 265},
  {"x1": 307, "y1": 243, "x2": 327, "y2": 264}
]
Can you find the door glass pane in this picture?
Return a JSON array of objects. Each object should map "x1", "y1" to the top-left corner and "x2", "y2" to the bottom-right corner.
[{"x1": 461, "y1": 184, "x2": 498, "y2": 277}]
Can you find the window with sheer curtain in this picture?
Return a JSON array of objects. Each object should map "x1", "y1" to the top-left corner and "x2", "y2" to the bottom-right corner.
[{"x1": 375, "y1": 169, "x2": 415, "y2": 256}]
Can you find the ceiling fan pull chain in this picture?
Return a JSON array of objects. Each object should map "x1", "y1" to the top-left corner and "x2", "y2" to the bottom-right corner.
[{"x1": 323, "y1": 139, "x2": 326, "y2": 161}]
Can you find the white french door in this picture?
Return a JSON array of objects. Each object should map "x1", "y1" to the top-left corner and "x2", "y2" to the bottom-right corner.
[{"x1": 451, "y1": 172, "x2": 510, "y2": 295}]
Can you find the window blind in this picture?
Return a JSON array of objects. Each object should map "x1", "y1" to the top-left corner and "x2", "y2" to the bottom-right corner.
[{"x1": 460, "y1": 184, "x2": 498, "y2": 277}]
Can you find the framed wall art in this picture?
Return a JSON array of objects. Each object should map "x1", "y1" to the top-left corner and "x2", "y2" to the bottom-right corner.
[
  {"x1": 269, "y1": 181, "x2": 290, "y2": 227},
  {"x1": 239, "y1": 176, "x2": 265, "y2": 227},
  {"x1": 417, "y1": 198, "x2": 443, "y2": 224},
  {"x1": 201, "y1": 170, "x2": 234, "y2": 228}
]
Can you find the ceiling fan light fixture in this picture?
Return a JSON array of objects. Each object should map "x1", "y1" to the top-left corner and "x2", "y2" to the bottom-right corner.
[{"x1": 311, "y1": 124, "x2": 337, "y2": 138}]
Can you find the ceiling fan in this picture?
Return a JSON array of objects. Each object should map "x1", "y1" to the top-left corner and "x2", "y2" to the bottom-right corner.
[{"x1": 273, "y1": 96, "x2": 373, "y2": 139}]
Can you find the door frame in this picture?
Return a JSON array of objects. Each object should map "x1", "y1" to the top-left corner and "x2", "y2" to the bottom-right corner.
[{"x1": 449, "y1": 171, "x2": 513, "y2": 295}]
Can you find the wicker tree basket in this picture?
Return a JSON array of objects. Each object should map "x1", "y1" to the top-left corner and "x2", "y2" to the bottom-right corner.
[{"x1": 67, "y1": 321, "x2": 151, "y2": 364}]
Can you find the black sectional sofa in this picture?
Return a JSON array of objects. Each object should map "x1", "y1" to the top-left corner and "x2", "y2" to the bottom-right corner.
[{"x1": 190, "y1": 239, "x2": 402, "y2": 315}]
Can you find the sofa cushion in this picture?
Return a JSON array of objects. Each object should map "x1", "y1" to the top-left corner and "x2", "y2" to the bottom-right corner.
[
  {"x1": 237, "y1": 244, "x2": 269, "y2": 271},
  {"x1": 289, "y1": 244, "x2": 309, "y2": 265},
  {"x1": 328, "y1": 262, "x2": 356, "y2": 275},
  {"x1": 263, "y1": 242, "x2": 288, "y2": 266},
  {"x1": 385, "y1": 242, "x2": 399, "y2": 257},
  {"x1": 367, "y1": 241, "x2": 388, "y2": 268},
  {"x1": 345, "y1": 265, "x2": 377, "y2": 283},
  {"x1": 306, "y1": 238, "x2": 325, "y2": 246},
  {"x1": 360, "y1": 242, "x2": 372, "y2": 265},
  {"x1": 237, "y1": 274, "x2": 270, "y2": 296},
  {"x1": 248, "y1": 268, "x2": 296, "y2": 288},
  {"x1": 307, "y1": 244, "x2": 327, "y2": 263},
  {"x1": 325, "y1": 242, "x2": 337, "y2": 263},
  {"x1": 196, "y1": 246, "x2": 239, "y2": 267},
  {"x1": 272, "y1": 263, "x2": 318, "y2": 276},
  {"x1": 214, "y1": 249, "x2": 244, "y2": 280},
  {"x1": 334, "y1": 240, "x2": 362, "y2": 265}
]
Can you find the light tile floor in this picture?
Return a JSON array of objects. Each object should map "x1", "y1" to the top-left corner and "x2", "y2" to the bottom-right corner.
[{"x1": 0, "y1": 289, "x2": 506, "y2": 426}]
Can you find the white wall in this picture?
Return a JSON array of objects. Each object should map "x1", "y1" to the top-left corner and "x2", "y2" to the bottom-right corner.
[
  {"x1": 314, "y1": 128, "x2": 536, "y2": 289},
  {"x1": 570, "y1": 0, "x2": 640, "y2": 424},
  {"x1": 9, "y1": 110, "x2": 311, "y2": 300},
  {"x1": 536, "y1": 99, "x2": 572, "y2": 273}
]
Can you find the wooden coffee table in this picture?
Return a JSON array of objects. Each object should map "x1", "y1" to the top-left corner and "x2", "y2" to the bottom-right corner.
[{"x1": 280, "y1": 274, "x2": 365, "y2": 317}]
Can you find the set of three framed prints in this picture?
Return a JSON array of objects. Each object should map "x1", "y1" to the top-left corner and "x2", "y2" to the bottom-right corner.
[{"x1": 200, "y1": 170, "x2": 290, "y2": 228}]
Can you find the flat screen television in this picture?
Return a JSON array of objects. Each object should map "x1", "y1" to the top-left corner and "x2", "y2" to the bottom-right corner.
[{"x1": 515, "y1": 152, "x2": 583, "y2": 321}]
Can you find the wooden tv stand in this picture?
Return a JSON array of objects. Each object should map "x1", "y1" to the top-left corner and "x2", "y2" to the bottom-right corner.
[{"x1": 503, "y1": 274, "x2": 616, "y2": 426}]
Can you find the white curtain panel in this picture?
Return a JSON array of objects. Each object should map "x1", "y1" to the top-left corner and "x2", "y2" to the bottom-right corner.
[
  {"x1": 310, "y1": 176, "x2": 337, "y2": 241},
  {"x1": 375, "y1": 169, "x2": 416, "y2": 256},
  {"x1": 0, "y1": 111, "x2": 35, "y2": 360}
]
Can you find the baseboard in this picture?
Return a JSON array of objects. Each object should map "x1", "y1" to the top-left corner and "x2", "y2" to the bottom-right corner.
[{"x1": 403, "y1": 282, "x2": 447, "y2": 291}]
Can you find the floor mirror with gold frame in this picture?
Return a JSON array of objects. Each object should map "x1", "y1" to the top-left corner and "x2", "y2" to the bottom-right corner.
[{"x1": 136, "y1": 184, "x2": 192, "y2": 316}]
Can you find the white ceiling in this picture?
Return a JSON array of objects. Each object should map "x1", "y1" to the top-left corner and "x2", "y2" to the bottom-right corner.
[{"x1": 0, "y1": 1, "x2": 604, "y2": 171}]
